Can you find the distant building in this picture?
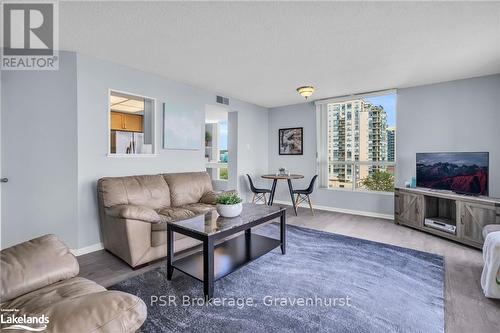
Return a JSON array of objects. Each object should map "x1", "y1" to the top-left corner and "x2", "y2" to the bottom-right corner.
[
  {"x1": 387, "y1": 127, "x2": 395, "y2": 162},
  {"x1": 327, "y1": 100, "x2": 388, "y2": 188}
]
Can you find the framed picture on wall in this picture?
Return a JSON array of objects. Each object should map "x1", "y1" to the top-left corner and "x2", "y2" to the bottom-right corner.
[
  {"x1": 279, "y1": 127, "x2": 303, "y2": 155},
  {"x1": 163, "y1": 103, "x2": 202, "y2": 150}
]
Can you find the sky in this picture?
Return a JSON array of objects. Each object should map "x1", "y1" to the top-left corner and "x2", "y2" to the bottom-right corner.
[{"x1": 366, "y1": 94, "x2": 396, "y2": 127}]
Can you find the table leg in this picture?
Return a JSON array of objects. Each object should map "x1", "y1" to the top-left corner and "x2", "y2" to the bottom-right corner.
[
  {"x1": 268, "y1": 179, "x2": 278, "y2": 205},
  {"x1": 167, "y1": 225, "x2": 174, "y2": 280},
  {"x1": 245, "y1": 229, "x2": 251, "y2": 260},
  {"x1": 280, "y1": 210, "x2": 286, "y2": 255},
  {"x1": 287, "y1": 179, "x2": 298, "y2": 216},
  {"x1": 203, "y1": 237, "x2": 214, "y2": 299}
]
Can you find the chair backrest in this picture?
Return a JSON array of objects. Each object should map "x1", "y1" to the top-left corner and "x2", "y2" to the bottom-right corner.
[
  {"x1": 246, "y1": 174, "x2": 258, "y2": 193},
  {"x1": 305, "y1": 175, "x2": 318, "y2": 194}
]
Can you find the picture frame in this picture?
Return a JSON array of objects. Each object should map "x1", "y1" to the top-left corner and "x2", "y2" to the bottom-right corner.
[{"x1": 279, "y1": 127, "x2": 303, "y2": 155}]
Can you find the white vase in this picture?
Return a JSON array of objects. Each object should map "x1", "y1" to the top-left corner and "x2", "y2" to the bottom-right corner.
[{"x1": 216, "y1": 203, "x2": 243, "y2": 218}]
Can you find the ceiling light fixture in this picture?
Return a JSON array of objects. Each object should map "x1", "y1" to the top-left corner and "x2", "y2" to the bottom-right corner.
[{"x1": 296, "y1": 86, "x2": 315, "y2": 100}]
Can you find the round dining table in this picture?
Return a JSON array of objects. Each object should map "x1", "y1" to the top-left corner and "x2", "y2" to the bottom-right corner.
[{"x1": 261, "y1": 174, "x2": 304, "y2": 215}]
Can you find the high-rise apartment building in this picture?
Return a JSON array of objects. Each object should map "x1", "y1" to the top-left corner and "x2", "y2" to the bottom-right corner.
[
  {"x1": 327, "y1": 100, "x2": 389, "y2": 188},
  {"x1": 387, "y1": 127, "x2": 395, "y2": 162}
]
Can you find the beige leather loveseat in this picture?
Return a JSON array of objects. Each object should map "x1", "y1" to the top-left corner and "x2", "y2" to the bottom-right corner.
[
  {"x1": 0, "y1": 234, "x2": 146, "y2": 332},
  {"x1": 97, "y1": 172, "x2": 228, "y2": 268}
]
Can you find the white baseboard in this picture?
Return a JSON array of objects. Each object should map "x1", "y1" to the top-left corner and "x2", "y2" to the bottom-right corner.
[
  {"x1": 71, "y1": 242, "x2": 104, "y2": 256},
  {"x1": 68, "y1": 203, "x2": 391, "y2": 256},
  {"x1": 272, "y1": 200, "x2": 394, "y2": 220}
]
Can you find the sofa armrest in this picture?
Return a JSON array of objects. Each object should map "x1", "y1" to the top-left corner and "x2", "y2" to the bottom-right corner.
[
  {"x1": 0, "y1": 234, "x2": 79, "y2": 302},
  {"x1": 31, "y1": 285, "x2": 147, "y2": 333},
  {"x1": 106, "y1": 205, "x2": 161, "y2": 223},
  {"x1": 199, "y1": 190, "x2": 237, "y2": 205}
]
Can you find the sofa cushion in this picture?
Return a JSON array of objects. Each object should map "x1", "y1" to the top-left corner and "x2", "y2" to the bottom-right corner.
[
  {"x1": 98, "y1": 174, "x2": 171, "y2": 209},
  {"x1": 158, "y1": 207, "x2": 196, "y2": 221},
  {"x1": 163, "y1": 172, "x2": 213, "y2": 206},
  {"x1": 181, "y1": 203, "x2": 216, "y2": 215},
  {"x1": 482, "y1": 224, "x2": 500, "y2": 240},
  {"x1": 106, "y1": 204, "x2": 161, "y2": 223},
  {"x1": 1, "y1": 234, "x2": 79, "y2": 303},
  {"x1": 0, "y1": 277, "x2": 146, "y2": 333}
]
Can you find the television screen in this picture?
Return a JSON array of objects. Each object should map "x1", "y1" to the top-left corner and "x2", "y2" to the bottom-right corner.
[{"x1": 416, "y1": 152, "x2": 489, "y2": 196}]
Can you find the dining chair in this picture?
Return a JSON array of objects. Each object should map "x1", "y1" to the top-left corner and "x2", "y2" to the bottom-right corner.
[
  {"x1": 292, "y1": 175, "x2": 318, "y2": 215},
  {"x1": 246, "y1": 174, "x2": 271, "y2": 204}
]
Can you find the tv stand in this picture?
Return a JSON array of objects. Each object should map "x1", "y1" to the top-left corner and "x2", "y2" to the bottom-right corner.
[{"x1": 394, "y1": 187, "x2": 500, "y2": 249}]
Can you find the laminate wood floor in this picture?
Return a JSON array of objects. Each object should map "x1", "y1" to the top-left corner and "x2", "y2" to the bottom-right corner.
[{"x1": 78, "y1": 205, "x2": 500, "y2": 333}]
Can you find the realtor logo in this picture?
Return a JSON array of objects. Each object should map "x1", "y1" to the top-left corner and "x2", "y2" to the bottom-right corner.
[
  {"x1": 1, "y1": 309, "x2": 49, "y2": 331},
  {"x1": 1, "y1": 1, "x2": 59, "y2": 70}
]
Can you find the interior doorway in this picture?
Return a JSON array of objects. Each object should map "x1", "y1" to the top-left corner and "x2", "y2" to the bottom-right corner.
[{"x1": 205, "y1": 104, "x2": 237, "y2": 191}]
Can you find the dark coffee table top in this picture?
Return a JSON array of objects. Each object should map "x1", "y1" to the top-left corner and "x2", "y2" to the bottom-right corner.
[{"x1": 169, "y1": 203, "x2": 285, "y2": 236}]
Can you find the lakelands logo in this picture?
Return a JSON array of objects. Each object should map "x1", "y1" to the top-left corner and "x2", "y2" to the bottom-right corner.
[
  {"x1": 1, "y1": 1, "x2": 59, "y2": 70},
  {"x1": 1, "y1": 309, "x2": 49, "y2": 331}
]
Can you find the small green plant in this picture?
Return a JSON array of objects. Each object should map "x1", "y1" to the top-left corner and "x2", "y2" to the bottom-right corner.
[
  {"x1": 205, "y1": 131, "x2": 212, "y2": 146},
  {"x1": 216, "y1": 193, "x2": 242, "y2": 205},
  {"x1": 219, "y1": 167, "x2": 228, "y2": 180}
]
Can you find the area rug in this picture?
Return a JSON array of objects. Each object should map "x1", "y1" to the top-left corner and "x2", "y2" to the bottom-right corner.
[{"x1": 110, "y1": 223, "x2": 444, "y2": 333}]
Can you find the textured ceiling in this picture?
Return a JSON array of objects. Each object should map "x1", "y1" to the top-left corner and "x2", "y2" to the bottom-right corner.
[{"x1": 60, "y1": 1, "x2": 500, "y2": 107}]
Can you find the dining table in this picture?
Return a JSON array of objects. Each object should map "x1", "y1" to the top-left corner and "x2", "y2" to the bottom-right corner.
[{"x1": 261, "y1": 174, "x2": 304, "y2": 216}]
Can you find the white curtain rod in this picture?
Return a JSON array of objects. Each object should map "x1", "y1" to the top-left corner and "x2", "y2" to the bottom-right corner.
[{"x1": 314, "y1": 88, "x2": 397, "y2": 106}]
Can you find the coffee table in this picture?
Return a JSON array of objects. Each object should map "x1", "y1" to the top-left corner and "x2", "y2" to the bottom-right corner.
[{"x1": 166, "y1": 203, "x2": 286, "y2": 299}]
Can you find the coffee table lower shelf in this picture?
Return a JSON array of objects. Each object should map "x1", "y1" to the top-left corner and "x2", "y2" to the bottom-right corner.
[{"x1": 172, "y1": 233, "x2": 280, "y2": 282}]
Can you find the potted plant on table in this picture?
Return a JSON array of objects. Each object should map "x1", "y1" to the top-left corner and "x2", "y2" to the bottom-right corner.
[{"x1": 216, "y1": 193, "x2": 243, "y2": 218}]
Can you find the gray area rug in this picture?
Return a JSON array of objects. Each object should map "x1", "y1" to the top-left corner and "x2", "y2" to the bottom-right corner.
[{"x1": 110, "y1": 223, "x2": 444, "y2": 333}]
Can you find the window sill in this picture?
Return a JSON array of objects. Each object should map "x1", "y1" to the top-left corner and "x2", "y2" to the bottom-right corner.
[
  {"x1": 205, "y1": 162, "x2": 228, "y2": 168},
  {"x1": 318, "y1": 187, "x2": 395, "y2": 196}
]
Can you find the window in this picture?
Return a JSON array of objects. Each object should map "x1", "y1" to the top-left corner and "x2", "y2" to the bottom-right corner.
[
  {"x1": 316, "y1": 90, "x2": 396, "y2": 192},
  {"x1": 205, "y1": 105, "x2": 229, "y2": 181},
  {"x1": 109, "y1": 90, "x2": 155, "y2": 155}
]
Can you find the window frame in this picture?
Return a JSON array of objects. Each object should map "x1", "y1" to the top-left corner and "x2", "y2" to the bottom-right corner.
[{"x1": 315, "y1": 89, "x2": 397, "y2": 193}]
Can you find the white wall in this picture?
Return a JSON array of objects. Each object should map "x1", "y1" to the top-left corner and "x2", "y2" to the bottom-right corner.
[
  {"x1": 76, "y1": 54, "x2": 268, "y2": 248},
  {"x1": 3, "y1": 50, "x2": 495, "y2": 249},
  {"x1": 397, "y1": 74, "x2": 500, "y2": 197},
  {"x1": 268, "y1": 102, "x2": 394, "y2": 217},
  {"x1": 1, "y1": 52, "x2": 79, "y2": 248},
  {"x1": 230, "y1": 99, "x2": 269, "y2": 201},
  {"x1": 1, "y1": 51, "x2": 268, "y2": 249},
  {"x1": 267, "y1": 74, "x2": 500, "y2": 217}
]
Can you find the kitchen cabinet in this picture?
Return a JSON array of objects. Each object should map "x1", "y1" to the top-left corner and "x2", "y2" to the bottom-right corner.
[{"x1": 110, "y1": 111, "x2": 143, "y2": 132}]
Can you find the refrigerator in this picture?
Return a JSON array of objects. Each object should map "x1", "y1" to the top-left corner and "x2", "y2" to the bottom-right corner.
[{"x1": 111, "y1": 131, "x2": 146, "y2": 154}]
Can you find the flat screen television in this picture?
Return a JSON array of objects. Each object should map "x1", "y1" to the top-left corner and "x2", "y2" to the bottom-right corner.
[{"x1": 416, "y1": 152, "x2": 489, "y2": 196}]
